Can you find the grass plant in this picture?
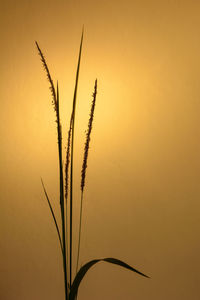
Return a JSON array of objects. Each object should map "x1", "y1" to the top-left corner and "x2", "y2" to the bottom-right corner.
[{"x1": 36, "y1": 30, "x2": 149, "y2": 300}]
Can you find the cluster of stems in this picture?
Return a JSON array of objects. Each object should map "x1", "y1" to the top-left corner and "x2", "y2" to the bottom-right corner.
[
  {"x1": 36, "y1": 29, "x2": 149, "y2": 300},
  {"x1": 36, "y1": 30, "x2": 98, "y2": 300}
]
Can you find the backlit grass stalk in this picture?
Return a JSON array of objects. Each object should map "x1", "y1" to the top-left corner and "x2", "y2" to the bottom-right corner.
[
  {"x1": 36, "y1": 31, "x2": 149, "y2": 300},
  {"x1": 56, "y1": 82, "x2": 68, "y2": 300},
  {"x1": 68, "y1": 28, "x2": 84, "y2": 287},
  {"x1": 36, "y1": 42, "x2": 68, "y2": 300},
  {"x1": 76, "y1": 79, "x2": 97, "y2": 273},
  {"x1": 65, "y1": 116, "x2": 72, "y2": 284}
]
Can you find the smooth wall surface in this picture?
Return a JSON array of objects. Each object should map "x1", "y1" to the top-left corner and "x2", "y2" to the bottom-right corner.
[{"x1": 1, "y1": 0, "x2": 200, "y2": 299}]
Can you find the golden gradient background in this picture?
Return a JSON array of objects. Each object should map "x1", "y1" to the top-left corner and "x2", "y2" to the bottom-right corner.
[{"x1": 1, "y1": 0, "x2": 200, "y2": 299}]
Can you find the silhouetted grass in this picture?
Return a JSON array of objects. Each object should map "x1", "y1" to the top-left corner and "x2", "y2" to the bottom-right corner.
[{"x1": 36, "y1": 30, "x2": 149, "y2": 300}]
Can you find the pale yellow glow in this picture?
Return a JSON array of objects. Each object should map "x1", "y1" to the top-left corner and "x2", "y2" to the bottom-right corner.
[{"x1": 1, "y1": 1, "x2": 200, "y2": 299}]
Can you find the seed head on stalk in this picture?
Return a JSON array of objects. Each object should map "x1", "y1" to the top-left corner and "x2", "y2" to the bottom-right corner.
[
  {"x1": 35, "y1": 41, "x2": 57, "y2": 113},
  {"x1": 81, "y1": 79, "x2": 98, "y2": 192}
]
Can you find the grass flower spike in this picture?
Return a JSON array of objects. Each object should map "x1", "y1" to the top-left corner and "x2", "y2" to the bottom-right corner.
[{"x1": 81, "y1": 79, "x2": 97, "y2": 192}]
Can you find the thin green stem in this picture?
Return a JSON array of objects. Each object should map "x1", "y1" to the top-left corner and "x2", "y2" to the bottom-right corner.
[
  {"x1": 76, "y1": 80, "x2": 97, "y2": 279},
  {"x1": 69, "y1": 28, "x2": 84, "y2": 288},
  {"x1": 76, "y1": 192, "x2": 84, "y2": 274},
  {"x1": 36, "y1": 42, "x2": 68, "y2": 299},
  {"x1": 57, "y1": 82, "x2": 68, "y2": 300}
]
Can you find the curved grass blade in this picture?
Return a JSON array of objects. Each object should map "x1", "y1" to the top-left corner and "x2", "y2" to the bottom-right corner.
[
  {"x1": 103, "y1": 258, "x2": 150, "y2": 278},
  {"x1": 69, "y1": 257, "x2": 149, "y2": 300},
  {"x1": 41, "y1": 178, "x2": 63, "y2": 254}
]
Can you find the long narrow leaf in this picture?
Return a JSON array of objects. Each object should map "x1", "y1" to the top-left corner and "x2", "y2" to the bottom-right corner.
[
  {"x1": 41, "y1": 178, "x2": 63, "y2": 253},
  {"x1": 69, "y1": 257, "x2": 149, "y2": 300},
  {"x1": 69, "y1": 27, "x2": 84, "y2": 287},
  {"x1": 103, "y1": 258, "x2": 150, "y2": 277}
]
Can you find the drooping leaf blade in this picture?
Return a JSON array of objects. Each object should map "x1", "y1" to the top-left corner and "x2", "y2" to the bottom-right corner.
[
  {"x1": 103, "y1": 257, "x2": 149, "y2": 278},
  {"x1": 40, "y1": 178, "x2": 63, "y2": 254},
  {"x1": 69, "y1": 257, "x2": 149, "y2": 300}
]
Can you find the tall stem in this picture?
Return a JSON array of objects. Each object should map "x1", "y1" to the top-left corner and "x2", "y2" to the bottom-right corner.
[
  {"x1": 76, "y1": 192, "x2": 84, "y2": 273},
  {"x1": 69, "y1": 29, "x2": 84, "y2": 288},
  {"x1": 76, "y1": 79, "x2": 97, "y2": 277},
  {"x1": 57, "y1": 83, "x2": 68, "y2": 300}
]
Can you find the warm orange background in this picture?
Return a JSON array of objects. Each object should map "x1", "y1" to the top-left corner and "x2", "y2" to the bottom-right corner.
[{"x1": 1, "y1": 0, "x2": 200, "y2": 299}]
